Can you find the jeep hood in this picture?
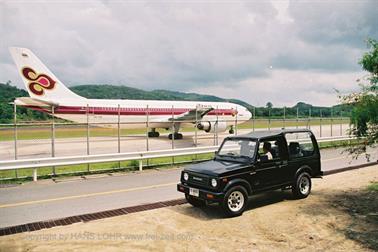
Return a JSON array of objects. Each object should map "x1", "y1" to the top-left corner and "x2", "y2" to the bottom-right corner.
[{"x1": 184, "y1": 159, "x2": 249, "y2": 176}]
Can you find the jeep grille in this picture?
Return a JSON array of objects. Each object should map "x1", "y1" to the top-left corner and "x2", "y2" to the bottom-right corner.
[{"x1": 187, "y1": 172, "x2": 209, "y2": 187}]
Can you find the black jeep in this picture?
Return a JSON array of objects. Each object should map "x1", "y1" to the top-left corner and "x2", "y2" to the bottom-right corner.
[{"x1": 177, "y1": 129, "x2": 322, "y2": 217}]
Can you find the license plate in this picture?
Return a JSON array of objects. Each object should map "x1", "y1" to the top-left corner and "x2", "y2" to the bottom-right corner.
[{"x1": 189, "y1": 188, "x2": 199, "y2": 197}]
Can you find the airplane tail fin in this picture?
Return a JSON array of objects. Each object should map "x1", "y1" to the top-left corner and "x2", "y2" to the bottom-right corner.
[{"x1": 9, "y1": 47, "x2": 84, "y2": 102}]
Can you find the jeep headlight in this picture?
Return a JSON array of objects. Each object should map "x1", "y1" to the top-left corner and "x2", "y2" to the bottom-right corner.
[
  {"x1": 211, "y1": 178, "x2": 217, "y2": 187},
  {"x1": 183, "y1": 172, "x2": 189, "y2": 181}
]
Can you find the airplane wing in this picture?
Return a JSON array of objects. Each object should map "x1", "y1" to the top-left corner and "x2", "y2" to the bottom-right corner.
[
  {"x1": 171, "y1": 105, "x2": 214, "y2": 122},
  {"x1": 150, "y1": 105, "x2": 214, "y2": 123}
]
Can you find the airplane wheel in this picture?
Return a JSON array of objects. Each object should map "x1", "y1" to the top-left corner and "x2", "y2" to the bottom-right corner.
[
  {"x1": 148, "y1": 131, "x2": 160, "y2": 138},
  {"x1": 168, "y1": 133, "x2": 183, "y2": 140},
  {"x1": 229, "y1": 129, "x2": 234, "y2": 134}
]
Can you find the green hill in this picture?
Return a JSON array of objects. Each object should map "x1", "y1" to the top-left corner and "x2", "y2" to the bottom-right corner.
[
  {"x1": 70, "y1": 85, "x2": 244, "y2": 103},
  {"x1": 0, "y1": 83, "x2": 352, "y2": 123},
  {"x1": 70, "y1": 85, "x2": 268, "y2": 114}
]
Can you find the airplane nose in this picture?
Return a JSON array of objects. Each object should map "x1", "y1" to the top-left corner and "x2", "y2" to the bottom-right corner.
[
  {"x1": 245, "y1": 109, "x2": 252, "y2": 120},
  {"x1": 236, "y1": 105, "x2": 252, "y2": 121}
]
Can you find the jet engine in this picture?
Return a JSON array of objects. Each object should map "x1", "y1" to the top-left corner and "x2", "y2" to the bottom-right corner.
[{"x1": 196, "y1": 121, "x2": 227, "y2": 133}]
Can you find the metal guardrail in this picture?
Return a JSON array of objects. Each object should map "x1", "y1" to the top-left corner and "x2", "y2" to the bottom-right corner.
[
  {"x1": 0, "y1": 136, "x2": 357, "y2": 181},
  {"x1": 0, "y1": 145, "x2": 219, "y2": 171}
]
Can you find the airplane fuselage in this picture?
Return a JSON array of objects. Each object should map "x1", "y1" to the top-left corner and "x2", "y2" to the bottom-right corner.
[{"x1": 20, "y1": 98, "x2": 251, "y2": 129}]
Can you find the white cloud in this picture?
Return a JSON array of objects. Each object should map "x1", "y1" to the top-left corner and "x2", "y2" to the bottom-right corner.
[
  {"x1": 271, "y1": 0, "x2": 293, "y2": 24},
  {"x1": 189, "y1": 69, "x2": 362, "y2": 107},
  {"x1": 0, "y1": 0, "x2": 375, "y2": 106}
]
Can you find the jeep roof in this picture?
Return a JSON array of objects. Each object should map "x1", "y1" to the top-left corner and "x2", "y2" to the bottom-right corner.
[{"x1": 227, "y1": 129, "x2": 313, "y2": 140}]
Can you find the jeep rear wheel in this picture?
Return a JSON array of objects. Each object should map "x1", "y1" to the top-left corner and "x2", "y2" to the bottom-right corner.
[
  {"x1": 222, "y1": 186, "x2": 248, "y2": 217},
  {"x1": 292, "y1": 172, "x2": 312, "y2": 199},
  {"x1": 185, "y1": 194, "x2": 205, "y2": 207}
]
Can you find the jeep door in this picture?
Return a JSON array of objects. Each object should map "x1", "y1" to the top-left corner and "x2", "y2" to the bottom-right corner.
[{"x1": 254, "y1": 136, "x2": 289, "y2": 190}]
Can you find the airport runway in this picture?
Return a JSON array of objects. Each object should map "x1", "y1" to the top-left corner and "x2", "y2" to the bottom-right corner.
[
  {"x1": 0, "y1": 147, "x2": 376, "y2": 228},
  {"x1": 0, "y1": 124, "x2": 349, "y2": 160}
]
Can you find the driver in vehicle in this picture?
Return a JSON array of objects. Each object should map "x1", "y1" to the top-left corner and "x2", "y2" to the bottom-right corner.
[{"x1": 262, "y1": 142, "x2": 273, "y2": 160}]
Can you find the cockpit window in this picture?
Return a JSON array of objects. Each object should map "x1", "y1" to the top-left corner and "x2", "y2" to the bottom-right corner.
[{"x1": 218, "y1": 139, "x2": 257, "y2": 159}]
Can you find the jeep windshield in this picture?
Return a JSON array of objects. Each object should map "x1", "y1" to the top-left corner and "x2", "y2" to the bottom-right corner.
[{"x1": 216, "y1": 138, "x2": 257, "y2": 162}]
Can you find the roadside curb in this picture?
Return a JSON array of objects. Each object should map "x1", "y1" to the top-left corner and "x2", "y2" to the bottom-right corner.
[
  {"x1": 0, "y1": 199, "x2": 186, "y2": 237},
  {"x1": 0, "y1": 162, "x2": 377, "y2": 237},
  {"x1": 323, "y1": 161, "x2": 377, "y2": 176}
]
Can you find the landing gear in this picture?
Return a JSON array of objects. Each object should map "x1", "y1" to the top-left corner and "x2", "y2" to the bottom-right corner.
[
  {"x1": 148, "y1": 128, "x2": 160, "y2": 138},
  {"x1": 168, "y1": 133, "x2": 183, "y2": 140},
  {"x1": 229, "y1": 126, "x2": 234, "y2": 134},
  {"x1": 168, "y1": 123, "x2": 183, "y2": 140}
]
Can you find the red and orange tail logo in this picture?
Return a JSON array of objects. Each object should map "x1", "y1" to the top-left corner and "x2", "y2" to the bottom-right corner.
[{"x1": 22, "y1": 67, "x2": 56, "y2": 96}]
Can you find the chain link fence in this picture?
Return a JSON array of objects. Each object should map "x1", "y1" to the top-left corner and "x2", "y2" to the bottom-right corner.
[{"x1": 0, "y1": 105, "x2": 351, "y2": 180}]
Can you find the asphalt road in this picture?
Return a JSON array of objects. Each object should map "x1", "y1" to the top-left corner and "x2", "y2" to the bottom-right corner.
[
  {"x1": 0, "y1": 147, "x2": 376, "y2": 228},
  {"x1": 0, "y1": 124, "x2": 349, "y2": 160}
]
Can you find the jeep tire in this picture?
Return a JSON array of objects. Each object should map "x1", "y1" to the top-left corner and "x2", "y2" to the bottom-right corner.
[
  {"x1": 292, "y1": 172, "x2": 312, "y2": 199},
  {"x1": 222, "y1": 185, "x2": 248, "y2": 217}
]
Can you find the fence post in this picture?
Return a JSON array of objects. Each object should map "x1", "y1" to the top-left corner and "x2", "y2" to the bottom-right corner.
[
  {"x1": 216, "y1": 105, "x2": 219, "y2": 145},
  {"x1": 195, "y1": 106, "x2": 198, "y2": 147},
  {"x1": 194, "y1": 106, "x2": 198, "y2": 161},
  {"x1": 139, "y1": 159, "x2": 143, "y2": 171},
  {"x1": 33, "y1": 168, "x2": 37, "y2": 182},
  {"x1": 320, "y1": 109, "x2": 322, "y2": 138},
  {"x1": 13, "y1": 102, "x2": 18, "y2": 178},
  {"x1": 235, "y1": 107, "x2": 238, "y2": 135},
  {"x1": 252, "y1": 107, "x2": 255, "y2": 132},
  {"x1": 118, "y1": 104, "x2": 121, "y2": 169},
  {"x1": 330, "y1": 108, "x2": 333, "y2": 137},
  {"x1": 146, "y1": 105, "x2": 150, "y2": 167},
  {"x1": 86, "y1": 104, "x2": 90, "y2": 172},
  {"x1": 213, "y1": 107, "x2": 217, "y2": 145},
  {"x1": 340, "y1": 111, "x2": 343, "y2": 136},
  {"x1": 171, "y1": 105, "x2": 175, "y2": 165},
  {"x1": 308, "y1": 108, "x2": 311, "y2": 130},
  {"x1": 51, "y1": 106, "x2": 56, "y2": 176},
  {"x1": 146, "y1": 105, "x2": 149, "y2": 151}
]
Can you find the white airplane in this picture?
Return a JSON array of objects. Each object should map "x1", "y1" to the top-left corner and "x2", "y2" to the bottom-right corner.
[{"x1": 9, "y1": 47, "x2": 251, "y2": 139}]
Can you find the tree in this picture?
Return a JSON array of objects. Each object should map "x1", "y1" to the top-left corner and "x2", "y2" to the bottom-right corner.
[
  {"x1": 266, "y1": 102, "x2": 273, "y2": 109},
  {"x1": 342, "y1": 38, "x2": 378, "y2": 159}
]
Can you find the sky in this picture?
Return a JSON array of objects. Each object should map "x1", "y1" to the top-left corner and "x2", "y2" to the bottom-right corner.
[{"x1": 0, "y1": 0, "x2": 377, "y2": 107}]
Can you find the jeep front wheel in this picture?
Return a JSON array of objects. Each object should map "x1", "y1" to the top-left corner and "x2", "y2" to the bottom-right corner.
[
  {"x1": 222, "y1": 186, "x2": 248, "y2": 217},
  {"x1": 292, "y1": 172, "x2": 312, "y2": 199},
  {"x1": 185, "y1": 194, "x2": 205, "y2": 207}
]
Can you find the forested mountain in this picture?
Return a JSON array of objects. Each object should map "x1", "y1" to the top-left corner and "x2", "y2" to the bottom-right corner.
[{"x1": 71, "y1": 85, "x2": 242, "y2": 103}]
